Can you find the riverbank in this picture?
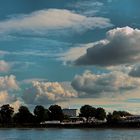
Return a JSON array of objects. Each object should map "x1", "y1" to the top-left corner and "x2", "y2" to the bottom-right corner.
[{"x1": 1, "y1": 122, "x2": 140, "y2": 129}]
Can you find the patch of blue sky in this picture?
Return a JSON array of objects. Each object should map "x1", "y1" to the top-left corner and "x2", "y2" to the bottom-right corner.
[
  {"x1": 0, "y1": 0, "x2": 75, "y2": 20},
  {"x1": 126, "y1": 98, "x2": 140, "y2": 103},
  {"x1": 100, "y1": 0, "x2": 140, "y2": 28}
]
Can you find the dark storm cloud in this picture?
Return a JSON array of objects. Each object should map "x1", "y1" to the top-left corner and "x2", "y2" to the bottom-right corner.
[{"x1": 74, "y1": 27, "x2": 140, "y2": 66}]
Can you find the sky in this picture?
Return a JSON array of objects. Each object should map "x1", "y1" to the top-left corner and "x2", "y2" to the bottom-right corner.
[{"x1": 0, "y1": 0, "x2": 140, "y2": 113}]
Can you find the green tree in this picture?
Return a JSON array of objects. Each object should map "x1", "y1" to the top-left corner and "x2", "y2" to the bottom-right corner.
[
  {"x1": 13, "y1": 106, "x2": 34, "y2": 124},
  {"x1": 0, "y1": 104, "x2": 14, "y2": 124},
  {"x1": 106, "y1": 111, "x2": 130, "y2": 124},
  {"x1": 34, "y1": 105, "x2": 49, "y2": 123},
  {"x1": 95, "y1": 107, "x2": 106, "y2": 120},
  {"x1": 79, "y1": 105, "x2": 96, "y2": 122},
  {"x1": 113, "y1": 111, "x2": 131, "y2": 117},
  {"x1": 44, "y1": 109, "x2": 49, "y2": 120},
  {"x1": 106, "y1": 112, "x2": 113, "y2": 124},
  {"x1": 49, "y1": 105, "x2": 64, "y2": 122}
]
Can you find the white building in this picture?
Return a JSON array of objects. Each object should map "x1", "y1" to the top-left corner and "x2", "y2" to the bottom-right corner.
[{"x1": 62, "y1": 109, "x2": 77, "y2": 117}]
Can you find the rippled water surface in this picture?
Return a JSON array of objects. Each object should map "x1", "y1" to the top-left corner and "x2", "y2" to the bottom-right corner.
[{"x1": 0, "y1": 128, "x2": 140, "y2": 140}]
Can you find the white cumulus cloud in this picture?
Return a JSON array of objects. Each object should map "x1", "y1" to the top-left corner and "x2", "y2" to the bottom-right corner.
[
  {"x1": 71, "y1": 70, "x2": 140, "y2": 98},
  {"x1": 0, "y1": 75, "x2": 22, "y2": 111},
  {"x1": 0, "y1": 90, "x2": 23, "y2": 112},
  {"x1": 22, "y1": 80, "x2": 77, "y2": 105},
  {"x1": 0, "y1": 75, "x2": 19, "y2": 91},
  {"x1": 0, "y1": 90, "x2": 16, "y2": 105}
]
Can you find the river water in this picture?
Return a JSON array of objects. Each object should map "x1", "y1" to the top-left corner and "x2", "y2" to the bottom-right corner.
[{"x1": 0, "y1": 128, "x2": 139, "y2": 140}]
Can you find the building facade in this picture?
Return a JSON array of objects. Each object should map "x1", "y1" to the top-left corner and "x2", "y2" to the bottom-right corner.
[{"x1": 62, "y1": 109, "x2": 77, "y2": 117}]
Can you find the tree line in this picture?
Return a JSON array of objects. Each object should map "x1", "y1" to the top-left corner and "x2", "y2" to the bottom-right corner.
[
  {"x1": 0, "y1": 104, "x2": 132, "y2": 126},
  {"x1": 0, "y1": 104, "x2": 64, "y2": 126},
  {"x1": 79, "y1": 105, "x2": 132, "y2": 124}
]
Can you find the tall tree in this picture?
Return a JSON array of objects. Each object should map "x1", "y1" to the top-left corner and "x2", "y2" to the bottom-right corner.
[
  {"x1": 49, "y1": 105, "x2": 64, "y2": 122},
  {"x1": 79, "y1": 105, "x2": 96, "y2": 122},
  {"x1": 106, "y1": 112, "x2": 113, "y2": 124},
  {"x1": 95, "y1": 107, "x2": 106, "y2": 120},
  {"x1": 13, "y1": 106, "x2": 34, "y2": 124},
  {"x1": 34, "y1": 105, "x2": 49, "y2": 123},
  {"x1": 0, "y1": 104, "x2": 14, "y2": 124}
]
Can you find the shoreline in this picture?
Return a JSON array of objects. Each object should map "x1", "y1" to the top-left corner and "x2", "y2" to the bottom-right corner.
[{"x1": 1, "y1": 123, "x2": 140, "y2": 129}]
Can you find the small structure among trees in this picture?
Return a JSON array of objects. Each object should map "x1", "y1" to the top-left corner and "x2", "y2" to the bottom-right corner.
[{"x1": 62, "y1": 109, "x2": 77, "y2": 117}]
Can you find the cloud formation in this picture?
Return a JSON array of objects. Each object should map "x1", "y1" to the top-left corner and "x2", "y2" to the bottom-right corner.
[
  {"x1": 0, "y1": 75, "x2": 19, "y2": 91},
  {"x1": 0, "y1": 75, "x2": 21, "y2": 111},
  {"x1": 65, "y1": 27, "x2": 140, "y2": 66},
  {"x1": 71, "y1": 70, "x2": 140, "y2": 98},
  {"x1": 0, "y1": 60, "x2": 10, "y2": 72},
  {"x1": 22, "y1": 80, "x2": 77, "y2": 105},
  {"x1": 0, "y1": 90, "x2": 16, "y2": 105},
  {"x1": 129, "y1": 64, "x2": 140, "y2": 77},
  {"x1": 70, "y1": 0, "x2": 104, "y2": 16},
  {"x1": 59, "y1": 43, "x2": 94, "y2": 64},
  {"x1": 0, "y1": 90, "x2": 22, "y2": 112},
  {"x1": 0, "y1": 9, "x2": 112, "y2": 34}
]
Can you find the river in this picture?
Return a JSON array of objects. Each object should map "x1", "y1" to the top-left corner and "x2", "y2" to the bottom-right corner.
[{"x1": 0, "y1": 128, "x2": 140, "y2": 140}]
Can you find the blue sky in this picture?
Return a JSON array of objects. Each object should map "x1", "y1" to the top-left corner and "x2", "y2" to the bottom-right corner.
[{"x1": 0, "y1": 0, "x2": 140, "y2": 113}]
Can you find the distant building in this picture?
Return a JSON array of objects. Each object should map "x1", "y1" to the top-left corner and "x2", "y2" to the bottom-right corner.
[
  {"x1": 120, "y1": 115, "x2": 140, "y2": 122},
  {"x1": 62, "y1": 109, "x2": 77, "y2": 117}
]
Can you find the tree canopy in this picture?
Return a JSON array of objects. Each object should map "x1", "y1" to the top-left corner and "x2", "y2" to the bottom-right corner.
[
  {"x1": 49, "y1": 105, "x2": 64, "y2": 122},
  {"x1": 13, "y1": 106, "x2": 34, "y2": 124},
  {"x1": 0, "y1": 104, "x2": 14, "y2": 124},
  {"x1": 34, "y1": 105, "x2": 49, "y2": 123},
  {"x1": 95, "y1": 108, "x2": 106, "y2": 120},
  {"x1": 79, "y1": 105, "x2": 96, "y2": 122}
]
